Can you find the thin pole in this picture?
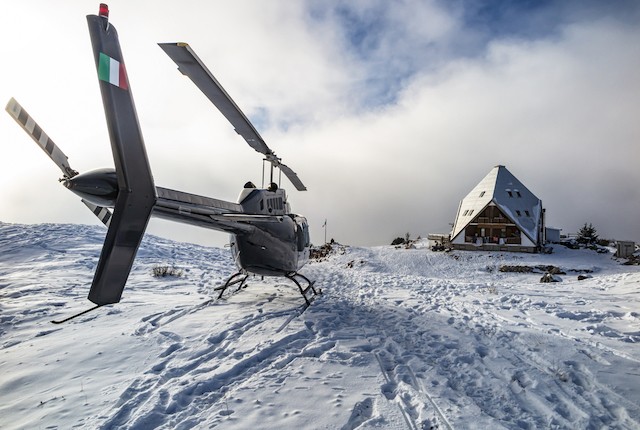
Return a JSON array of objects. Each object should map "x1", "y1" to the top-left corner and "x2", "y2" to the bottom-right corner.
[{"x1": 323, "y1": 219, "x2": 327, "y2": 244}]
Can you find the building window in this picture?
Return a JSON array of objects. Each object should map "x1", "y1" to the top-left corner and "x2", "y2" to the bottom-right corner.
[
  {"x1": 516, "y1": 191, "x2": 522, "y2": 198},
  {"x1": 525, "y1": 210, "x2": 530, "y2": 216},
  {"x1": 516, "y1": 210, "x2": 522, "y2": 216},
  {"x1": 507, "y1": 191, "x2": 513, "y2": 198}
]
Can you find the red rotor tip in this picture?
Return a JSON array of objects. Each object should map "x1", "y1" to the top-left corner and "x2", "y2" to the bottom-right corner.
[{"x1": 99, "y1": 3, "x2": 109, "y2": 18}]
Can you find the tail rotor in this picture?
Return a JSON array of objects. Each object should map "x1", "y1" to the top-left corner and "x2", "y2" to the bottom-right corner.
[
  {"x1": 5, "y1": 98, "x2": 79, "y2": 180},
  {"x1": 5, "y1": 4, "x2": 158, "y2": 309},
  {"x1": 6, "y1": 98, "x2": 118, "y2": 227}
]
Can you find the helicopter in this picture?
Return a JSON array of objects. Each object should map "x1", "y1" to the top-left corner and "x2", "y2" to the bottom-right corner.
[{"x1": 5, "y1": 4, "x2": 317, "y2": 323}]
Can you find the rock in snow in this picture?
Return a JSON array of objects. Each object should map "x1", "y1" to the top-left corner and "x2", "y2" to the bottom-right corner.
[{"x1": 1, "y1": 222, "x2": 639, "y2": 429}]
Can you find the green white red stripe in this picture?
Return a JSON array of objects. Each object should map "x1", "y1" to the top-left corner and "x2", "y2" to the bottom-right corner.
[{"x1": 98, "y1": 52, "x2": 128, "y2": 89}]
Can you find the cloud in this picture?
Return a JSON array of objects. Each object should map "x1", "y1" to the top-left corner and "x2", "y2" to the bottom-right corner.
[
  {"x1": 292, "y1": 13, "x2": 640, "y2": 244},
  {"x1": 303, "y1": 0, "x2": 459, "y2": 107},
  {"x1": 1, "y1": 1, "x2": 638, "y2": 249}
]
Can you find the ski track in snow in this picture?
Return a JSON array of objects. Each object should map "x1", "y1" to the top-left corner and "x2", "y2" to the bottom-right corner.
[{"x1": 1, "y1": 222, "x2": 639, "y2": 429}]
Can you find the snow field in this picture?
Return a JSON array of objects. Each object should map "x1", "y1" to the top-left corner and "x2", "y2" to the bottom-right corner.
[{"x1": 1, "y1": 222, "x2": 639, "y2": 429}]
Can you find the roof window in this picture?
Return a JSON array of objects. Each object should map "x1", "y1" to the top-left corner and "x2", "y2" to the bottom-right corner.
[
  {"x1": 479, "y1": 191, "x2": 485, "y2": 197},
  {"x1": 516, "y1": 210, "x2": 522, "y2": 216}
]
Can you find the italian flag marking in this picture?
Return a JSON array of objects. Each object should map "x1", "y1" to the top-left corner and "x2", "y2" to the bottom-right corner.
[{"x1": 98, "y1": 52, "x2": 128, "y2": 90}]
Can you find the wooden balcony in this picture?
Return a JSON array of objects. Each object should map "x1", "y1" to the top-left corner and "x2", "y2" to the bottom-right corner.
[
  {"x1": 465, "y1": 236, "x2": 521, "y2": 245},
  {"x1": 473, "y1": 217, "x2": 513, "y2": 226}
]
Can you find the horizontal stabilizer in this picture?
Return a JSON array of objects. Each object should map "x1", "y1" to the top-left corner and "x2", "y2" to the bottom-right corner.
[{"x1": 5, "y1": 98, "x2": 78, "y2": 179}]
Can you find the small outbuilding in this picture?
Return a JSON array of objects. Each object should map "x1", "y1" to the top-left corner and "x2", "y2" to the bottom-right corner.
[
  {"x1": 616, "y1": 241, "x2": 636, "y2": 258},
  {"x1": 545, "y1": 227, "x2": 562, "y2": 243},
  {"x1": 450, "y1": 165, "x2": 545, "y2": 253}
]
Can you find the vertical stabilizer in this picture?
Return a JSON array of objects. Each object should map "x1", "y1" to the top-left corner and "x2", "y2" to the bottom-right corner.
[{"x1": 86, "y1": 8, "x2": 156, "y2": 305}]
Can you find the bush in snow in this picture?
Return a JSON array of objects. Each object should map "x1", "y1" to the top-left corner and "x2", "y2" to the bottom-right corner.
[
  {"x1": 310, "y1": 242, "x2": 346, "y2": 261},
  {"x1": 540, "y1": 273, "x2": 562, "y2": 283},
  {"x1": 391, "y1": 233, "x2": 418, "y2": 249},
  {"x1": 152, "y1": 265, "x2": 184, "y2": 278}
]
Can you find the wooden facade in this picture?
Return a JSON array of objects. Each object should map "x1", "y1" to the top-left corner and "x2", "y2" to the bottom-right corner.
[{"x1": 449, "y1": 165, "x2": 544, "y2": 253}]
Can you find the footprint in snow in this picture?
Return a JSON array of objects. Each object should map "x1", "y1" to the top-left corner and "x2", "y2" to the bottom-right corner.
[{"x1": 341, "y1": 397, "x2": 374, "y2": 430}]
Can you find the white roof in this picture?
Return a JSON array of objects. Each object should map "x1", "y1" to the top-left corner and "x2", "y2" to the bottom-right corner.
[{"x1": 451, "y1": 165, "x2": 542, "y2": 244}]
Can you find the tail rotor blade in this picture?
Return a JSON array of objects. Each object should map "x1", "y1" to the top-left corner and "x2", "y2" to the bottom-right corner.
[
  {"x1": 5, "y1": 98, "x2": 79, "y2": 179},
  {"x1": 81, "y1": 199, "x2": 112, "y2": 227}
]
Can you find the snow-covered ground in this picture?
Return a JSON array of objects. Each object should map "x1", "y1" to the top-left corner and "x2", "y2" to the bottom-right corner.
[{"x1": 1, "y1": 222, "x2": 639, "y2": 429}]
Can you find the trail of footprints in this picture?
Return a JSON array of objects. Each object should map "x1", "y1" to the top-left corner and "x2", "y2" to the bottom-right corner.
[{"x1": 97, "y1": 251, "x2": 639, "y2": 429}]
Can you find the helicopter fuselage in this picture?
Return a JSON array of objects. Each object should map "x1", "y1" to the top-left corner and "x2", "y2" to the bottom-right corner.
[
  {"x1": 5, "y1": 4, "x2": 315, "y2": 309},
  {"x1": 65, "y1": 168, "x2": 310, "y2": 277},
  {"x1": 230, "y1": 187, "x2": 310, "y2": 276}
]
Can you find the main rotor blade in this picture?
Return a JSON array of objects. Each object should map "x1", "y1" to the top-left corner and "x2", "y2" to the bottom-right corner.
[
  {"x1": 5, "y1": 98, "x2": 78, "y2": 179},
  {"x1": 158, "y1": 42, "x2": 272, "y2": 156},
  {"x1": 159, "y1": 42, "x2": 307, "y2": 192},
  {"x1": 278, "y1": 162, "x2": 307, "y2": 192}
]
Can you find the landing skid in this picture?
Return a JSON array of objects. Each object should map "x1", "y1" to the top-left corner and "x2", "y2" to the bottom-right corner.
[
  {"x1": 215, "y1": 271, "x2": 320, "y2": 306},
  {"x1": 51, "y1": 304, "x2": 103, "y2": 324}
]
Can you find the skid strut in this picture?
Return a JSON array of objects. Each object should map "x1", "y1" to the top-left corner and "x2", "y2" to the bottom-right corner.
[
  {"x1": 286, "y1": 272, "x2": 319, "y2": 306},
  {"x1": 214, "y1": 271, "x2": 249, "y2": 299}
]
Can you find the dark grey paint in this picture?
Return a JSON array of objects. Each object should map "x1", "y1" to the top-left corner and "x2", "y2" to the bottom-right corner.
[
  {"x1": 86, "y1": 14, "x2": 157, "y2": 306},
  {"x1": 7, "y1": 9, "x2": 311, "y2": 308}
]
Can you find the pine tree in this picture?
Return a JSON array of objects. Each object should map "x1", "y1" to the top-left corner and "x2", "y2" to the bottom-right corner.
[{"x1": 577, "y1": 223, "x2": 599, "y2": 245}]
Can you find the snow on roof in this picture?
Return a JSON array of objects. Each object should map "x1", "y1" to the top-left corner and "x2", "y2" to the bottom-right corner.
[{"x1": 451, "y1": 165, "x2": 543, "y2": 244}]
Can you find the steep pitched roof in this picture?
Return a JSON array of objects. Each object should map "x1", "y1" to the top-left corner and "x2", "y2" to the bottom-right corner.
[{"x1": 451, "y1": 165, "x2": 542, "y2": 244}]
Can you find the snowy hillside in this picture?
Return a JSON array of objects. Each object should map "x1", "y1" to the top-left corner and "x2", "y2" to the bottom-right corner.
[{"x1": 1, "y1": 222, "x2": 639, "y2": 429}]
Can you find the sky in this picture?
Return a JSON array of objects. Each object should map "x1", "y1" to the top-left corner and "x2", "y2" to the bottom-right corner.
[{"x1": 1, "y1": 0, "x2": 639, "y2": 248}]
